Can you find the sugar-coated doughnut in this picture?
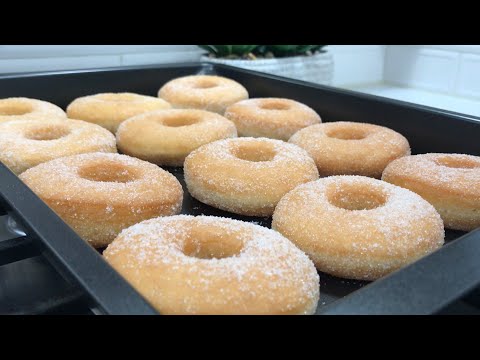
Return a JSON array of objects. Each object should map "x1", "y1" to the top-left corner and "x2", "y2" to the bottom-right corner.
[
  {"x1": 19, "y1": 153, "x2": 183, "y2": 248},
  {"x1": 382, "y1": 153, "x2": 480, "y2": 231},
  {"x1": 0, "y1": 97, "x2": 66, "y2": 123},
  {"x1": 66, "y1": 93, "x2": 172, "y2": 133},
  {"x1": 117, "y1": 109, "x2": 237, "y2": 166},
  {"x1": 104, "y1": 215, "x2": 320, "y2": 314},
  {"x1": 289, "y1": 121, "x2": 411, "y2": 178},
  {"x1": 0, "y1": 119, "x2": 117, "y2": 175},
  {"x1": 158, "y1": 75, "x2": 248, "y2": 114},
  {"x1": 184, "y1": 137, "x2": 319, "y2": 217},
  {"x1": 225, "y1": 98, "x2": 321, "y2": 141},
  {"x1": 272, "y1": 176, "x2": 444, "y2": 281}
]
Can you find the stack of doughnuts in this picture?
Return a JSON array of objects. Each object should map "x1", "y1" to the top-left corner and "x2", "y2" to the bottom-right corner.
[{"x1": 2, "y1": 71, "x2": 478, "y2": 315}]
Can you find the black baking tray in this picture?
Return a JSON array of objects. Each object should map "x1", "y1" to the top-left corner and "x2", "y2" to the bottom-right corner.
[{"x1": 0, "y1": 62, "x2": 479, "y2": 315}]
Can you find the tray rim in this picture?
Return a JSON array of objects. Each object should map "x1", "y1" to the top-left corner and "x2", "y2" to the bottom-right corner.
[{"x1": 1, "y1": 61, "x2": 479, "y2": 124}]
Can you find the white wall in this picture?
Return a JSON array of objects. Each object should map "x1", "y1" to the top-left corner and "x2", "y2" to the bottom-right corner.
[
  {"x1": 2, "y1": 45, "x2": 477, "y2": 101},
  {"x1": 1, "y1": 45, "x2": 477, "y2": 116},
  {"x1": 0, "y1": 45, "x2": 203, "y2": 74},
  {"x1": 384, "y1": 45, "x2": 480, "y2": 100},
  {"x1": 329, "y1": 45, "x2": 385, "y2": 87},
  {"x1": 0, "y1": 45, "x2": 386, "y2": 88}
]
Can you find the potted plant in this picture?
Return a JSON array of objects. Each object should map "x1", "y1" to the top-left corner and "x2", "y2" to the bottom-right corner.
[{"x1": 199, "y1": 45, "x2": 333, "y2": 85}]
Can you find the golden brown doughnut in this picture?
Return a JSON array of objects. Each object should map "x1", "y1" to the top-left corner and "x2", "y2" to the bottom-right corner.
[
  {"x1": 382, "y1": 153, "x2": 480, "y2": 231},
  {"x1": 104, "y1": 215, "x2": 320, "y2": 314},
  {"x1": 116, "y1": 109, "x2": 237, "y2": 166},
  {"x1": 0, "y1": 97, "x2": 66, "y2": 123},
  {"x1": 66, "y1": 93, "x2": 172, "y2": 133},
  {"x1": 272, "y1": 176, "x2": 444, "y2": 281},
  {"x1": 0, "y1": 118, "x2": 116, "y2": 175},
  {"x1": 289, "y1": 121, "x2": 411, "y2": 178},
  {"x1": 184, "y1": 137, "x2": 319, "y2": 217},
  {"x1": 19, "y1": 153, "x2": 183, "y2": 248},
  {"x1": 158, "y1": 75, "x2": 248, "y2": 114},
  {"x1": 224, "y1": 98, "x2": 321, "y2": 141}
]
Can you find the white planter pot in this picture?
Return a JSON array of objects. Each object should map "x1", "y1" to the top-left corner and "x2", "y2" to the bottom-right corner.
[{"x1": 201, "y1": 52, "x2": 334, "y2": 85}]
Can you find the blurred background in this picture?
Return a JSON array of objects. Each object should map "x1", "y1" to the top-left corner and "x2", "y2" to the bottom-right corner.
[{"x1": 1, "y1": 45, "x2": 478, "y2": 117}]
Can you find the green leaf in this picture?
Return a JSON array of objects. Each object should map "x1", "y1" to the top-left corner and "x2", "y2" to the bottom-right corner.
[
  {"x1": 296, "y1": 45, "x2": 316, "y2": 53},
  {"x1": 231, "y1": 45, "x2": 258, "y2": 56},
  {"x1": 253, "y1": 45, "x2": 268, "y2": 55},
  {"x1": 198, "y1": 45, "x2": 258, "y2": 57},
  {"x1": 213, "y1": 45, "x2": 232, "y2": 57},
  {"x1": 310, "y1": 45, "x2": 327, "y2": 53},
  {"x1": 198, "y1": 45, "x2": 327, "y2": 58},
  {"x1": 265, "y1": 45, "x2": 301, "y2": 57},
  {"x1": 198, "y1": 45, "x2": 219, "y2": 55}
]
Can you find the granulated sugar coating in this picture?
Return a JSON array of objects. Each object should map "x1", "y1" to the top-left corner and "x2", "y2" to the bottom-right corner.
[
  {"x1": 289, "y1": 121, "x2": 411, "y2": 178},
  {"x1": 272, "y1": 176, "x2": 445, "y2": 281},
  {"x1": 0, "y1": 97, "x2": 66, "y2": 123},
  {"x1": 103, "y1": 215, "x2": 320, "y2": 315},
  {"x1": 116, "y1": 109, "x2": 237, "y2": 167},
  {"x1": 382, "y1": 153, "x2": 480, "y2": 231},
  {"x1": 224, "y1": 97, "x2": 321, "y2": 141},
  {"x1": 66, "y1": 92, "x2": 172, "y2": 133},
  {"x1": 0, "y1": 118, "x2": 117, "y2": 174},
  {"x1": 19, "y1": 152, "x2": 183, "y2": 248},
  {"x1": 184, "y1": 137, "x2": 319, "y2": 216},
  {"x1": 158, "y1": 75, "x2": 249, "y2": 115}
]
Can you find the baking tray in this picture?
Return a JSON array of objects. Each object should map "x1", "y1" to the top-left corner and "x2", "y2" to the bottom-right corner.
[{"x1": 0, "y1": 62, "x2": 479, "y2": 315}]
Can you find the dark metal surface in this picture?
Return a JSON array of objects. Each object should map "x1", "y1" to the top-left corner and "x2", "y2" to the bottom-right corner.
[
  {"x1": 0, "y1": 255, "x2": 90, "y2": 315},
  {"x1": 0, "y1": 62, "x2": 479, "y2": 314},
  {"x1": 0, "y1": 235, "x2": 40, "y2": 266}
]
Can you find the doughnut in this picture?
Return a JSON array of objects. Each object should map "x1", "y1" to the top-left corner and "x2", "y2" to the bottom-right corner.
[
  {"x1": 103, "y1": 215, "x2": 320, "y2": 314},
  {"x1": 224, "y1": 98, "x2": 321, "y2": 141},
  {"x1": 382, "y1": 153, "x2": 480, "y2": 231},
  {"x1": 272, "y1": 176, "x2": 444, "y2": 281},
  {"x1": 184, "y1": 137, "x2": 319, "y2": 217},
  {"x1": 66, "y1": 93, "x2": 172, "y2": 133},
  {"x1": 117, "y1": 109, "x2": 237, "y2": 166},
  {"x1": 0, "y1": 118, "x2": 117, "y2": 175},
  {"x1": 158, "y1": 75, "x2": 248, "y2": 114},
  {"x1": 19, "y1": 153, "x2": 183, "y2": 248},
  {"x1": 0, "y1": 97, "x2": 66, "y2": 123},
  {"x1": 289, "y1": 121, "x2": 411, "y2": 178}
]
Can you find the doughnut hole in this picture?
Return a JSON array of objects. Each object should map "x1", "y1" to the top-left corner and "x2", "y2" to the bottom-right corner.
[
  {"x1": 325, "y1": 127, "x2": 368, "y2": 140},
  {"x1": 327, "y1": 182, "x2": 387, "y2": 211},
  {"x1": 78, "y1": 161, "x2": 139, "y2": 183},
  {"x1": 96, "y1": 93, "x2": 139, "y2": 102},
  {"x1": 192, "y1": 79, "x2": 219, "y2": 89},
  {"x1": 231, "y1": 141, "x2": 277, "y2": 162},
  {"x1": 182, "y1": 225, "x2": 244, "y2": 259},
  {"x1": 260, "y1": 101, "x2": 291, "y2": 111},
  {"x1": 434, "y1": 156, "x2": 480, "y2": 169},
  {"x1": 0, "y1": 103, "x2": 33, "y2": 116},
  {"x1": 24, "y1": 125, "x2": 70, "y2": 141},
  {"x1": 161, "y1": 114, "x2": 200, "y2": 127}
]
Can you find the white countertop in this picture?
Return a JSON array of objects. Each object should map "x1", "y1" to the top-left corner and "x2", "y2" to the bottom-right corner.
[{"x1": 346, "y1": 84, "x2": 480, "y2": 119}]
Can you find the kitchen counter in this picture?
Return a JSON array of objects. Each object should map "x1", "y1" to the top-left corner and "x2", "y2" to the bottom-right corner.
[{"x1": 347, "y1": 83, "x2": 480, "y2": 119}]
